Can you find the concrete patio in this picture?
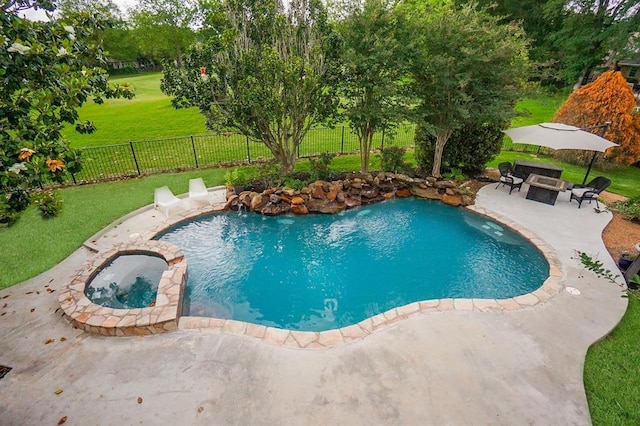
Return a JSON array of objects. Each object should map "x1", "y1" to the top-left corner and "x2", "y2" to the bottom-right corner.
[{"x1": 0, "y1": 183, "x2": 628, "y2": 425}]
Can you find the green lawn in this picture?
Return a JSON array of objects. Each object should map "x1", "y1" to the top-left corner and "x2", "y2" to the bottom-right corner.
[
  {"x1": 585, "y1": 295, "x2": 640, "y2": 425},
  {"x1": 64, "y1": 73, "x2": 208, "y2": 147}
]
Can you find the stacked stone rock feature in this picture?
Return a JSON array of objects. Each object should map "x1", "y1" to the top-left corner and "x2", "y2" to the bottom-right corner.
[{"x1": 225, "y1": 172, "x2": 474, "y2": 216}]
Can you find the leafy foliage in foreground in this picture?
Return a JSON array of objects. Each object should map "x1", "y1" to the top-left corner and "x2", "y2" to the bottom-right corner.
[{"x1": 0, "y1": 0, "x2": 134, "y2": 225}]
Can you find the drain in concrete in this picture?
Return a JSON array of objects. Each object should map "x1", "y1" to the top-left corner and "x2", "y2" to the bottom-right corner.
[{"x1": 0, "y1": 365, "x2": 12, "y2": 379}]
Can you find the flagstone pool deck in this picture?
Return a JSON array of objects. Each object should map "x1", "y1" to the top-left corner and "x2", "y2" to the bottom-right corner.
[{"x1": 0, "y1": 183, "x2": 628, "y2": 425}]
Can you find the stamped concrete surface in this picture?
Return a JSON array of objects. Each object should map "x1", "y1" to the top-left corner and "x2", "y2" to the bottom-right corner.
[{"x1": 0, "y1": 184, "x2": 628, "y2": 425}]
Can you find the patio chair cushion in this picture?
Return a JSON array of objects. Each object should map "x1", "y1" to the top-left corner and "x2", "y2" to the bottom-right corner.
[
  {"x1": 500, "y1": 174, "x2": 523, "y2": 185},
  {"x1": 570, "y1": 187, "x2": 595, "y2": 198}
]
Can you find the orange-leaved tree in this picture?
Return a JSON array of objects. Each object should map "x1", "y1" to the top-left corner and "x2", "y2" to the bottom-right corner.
[{"x1": 553, "y1": 70, "x2": 640, "y2": 166}]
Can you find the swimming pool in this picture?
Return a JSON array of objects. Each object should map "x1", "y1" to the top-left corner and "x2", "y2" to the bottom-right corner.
[{"x1": 158, "y1": 198, "x2": 548, "y2": 331}]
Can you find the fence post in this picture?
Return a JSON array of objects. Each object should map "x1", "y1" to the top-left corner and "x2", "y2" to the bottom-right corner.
[
  {"x1": 246, "y1": 136, "x2": 252, "y2": 164},
  {"x1": 190, "y1": 135, "x2": 199, "y2": 168},
  {"x1": 129, "y1": 141, "x2": 141, "y2": 175},
  {"x1": 381, "y1": 128, "x2": 385, "y2": 150},
  {"x1": 341, "y1": 126, "x2": 345, "y2": 154}
]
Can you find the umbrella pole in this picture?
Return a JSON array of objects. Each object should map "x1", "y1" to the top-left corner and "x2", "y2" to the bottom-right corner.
[
  {"x1": 582, "y1": 123, "x2": 609, "y2": 184},
  {"x1": 583, "y1": 151, "x2": 597, "y2": 185}
]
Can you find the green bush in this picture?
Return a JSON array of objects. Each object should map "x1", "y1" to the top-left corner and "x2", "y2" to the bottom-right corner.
[
  {"x1": 256, "y1": 160, "x2": 283, "y2": 189},
  {"x1": 309, "y1": 152, "x2": 335, "y2": 181},
  {"x1": 224, "y1": 168, "x2": 248, "y2": 187},
  {"x1": 0, "y1": 197, "x2": 19, "y2": 227},
  {"x1": 379, "y1": 146, "x2": 410, "y2": 173},
  {"x1": 282, "y1": 177, "x2": 308, "y2": 190},
  {"x1": 443, "y1": 167, "x2": 467, "y2": 182},
  {"x1": 613, "y1": 197, "x2": 640, "y2": 222},
  {"x1": 415, "y1": 120, "x2": 505, "y2": 176},
  {"x1": 34, "y1": 190, "x2": 62, "y2": 219}
]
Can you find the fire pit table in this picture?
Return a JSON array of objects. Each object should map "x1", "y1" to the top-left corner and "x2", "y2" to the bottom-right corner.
[{"x1": 525, "y1": 174, "x2": 569, "y2": 206}]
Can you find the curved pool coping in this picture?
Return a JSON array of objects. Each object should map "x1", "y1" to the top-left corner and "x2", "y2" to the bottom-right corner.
[{"x1": 59, "y1": 193, "x2": 564, "y2": 347}]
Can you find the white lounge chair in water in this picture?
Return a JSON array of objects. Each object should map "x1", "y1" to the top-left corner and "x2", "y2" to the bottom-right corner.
[
  {"x1": 154, "y1": 186, "x2": 183, "y2": 218},
  {"x1": 188, "y1": 178, "x2": 212, "y2": 208}
]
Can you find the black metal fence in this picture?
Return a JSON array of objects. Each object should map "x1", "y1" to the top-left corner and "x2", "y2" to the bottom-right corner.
[{"x1": 68, "y1": 124, "x2": 417, "y2": 184}]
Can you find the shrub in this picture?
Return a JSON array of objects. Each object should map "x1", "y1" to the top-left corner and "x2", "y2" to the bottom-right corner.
[
  {"x1": 34, "y1": 190, "x2": 62, "y2": 219},
  {"x1": 443, "y1": 168, "x2": 467, "y2": 182},
  {"x1": 224, "y1": 168, "x2": 248, "y2": 187},
  {"x1": 379, "y1": 146, "x2": 410, "y2": 173},
  {"x1": 256, "y1": 161, "x2": 282, "y2": 189},
  {"x1": 282, "y1": 177, "x2": 308, "y2": 190},
  {"x1": 0, "y1": 197, "x2": 19, "y2": 227},
  {"x1": 613, "y1": 197, "x2": 640, "y2": 223},
  {"x1": 415, "y1": 120, "x2": 505, "y2": 176},
  {"x1": 309, "y1": 152, "x2": 335, "y2": 181}
]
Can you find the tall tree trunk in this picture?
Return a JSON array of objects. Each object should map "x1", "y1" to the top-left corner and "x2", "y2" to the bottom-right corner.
[
  {"x1": 360, "y1": 127, "x2": 372, "y2": 173},
  {"x1": 431, "y1": 130, "x2": 452, "y2": 178}
]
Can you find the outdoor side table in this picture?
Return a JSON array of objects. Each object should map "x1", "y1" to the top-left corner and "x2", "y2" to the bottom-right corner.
[{"x1": 525, "y1": 174, "x2": 569, "y2": 206}]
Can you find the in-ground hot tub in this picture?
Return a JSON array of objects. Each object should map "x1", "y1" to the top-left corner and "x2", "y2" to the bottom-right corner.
[
  {"x1": 58, "y1": 242, "x2": 187, "y2": 336},
  {"x1": 85, "y1": 254, "x2": 168, "y2": 309}
]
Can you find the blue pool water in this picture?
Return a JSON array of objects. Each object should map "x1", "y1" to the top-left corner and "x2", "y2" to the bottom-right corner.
[{"x1": 158, "y1": 198, "x2": 548, "y2": 331}]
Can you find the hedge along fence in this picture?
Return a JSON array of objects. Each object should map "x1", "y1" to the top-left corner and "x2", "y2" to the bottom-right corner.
[{"x1": 68, "y1": 124, "x2": 417, "y2": 184}]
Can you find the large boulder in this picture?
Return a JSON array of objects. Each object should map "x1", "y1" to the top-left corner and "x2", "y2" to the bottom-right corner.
[
  {"x1": 250, "y1": 193, "x2": 268, "y2": 211},
  {"x1": 344, "y1": 197, "x2": 361, "y2": 208},
  {"x1": 311, "y1": 182, "x2": 327, "y2": 199},
  {"x1": 442, "y1": 194, "x2": 462, "y2": 206},
  {"x1": 396, "y1": 188, "x2": 412, "y2": 198},
  {"x1": 307, "y1": 198, "x2": 346, "y2": 214},
  {"x1": 260, "y1": 203, "x2": 291, "y2": 216},
  {"x1": 433, "y1": 180, "x2": 456, "y2": 190},
  {"x1": 291, "y1": 204, "x2": 309, "y2": 215},
  {"x1": 291, "y1": 196, "x2": 305, "y2": 205},
  {"x1": 411, "y1": 186, "x2": 442, "y2": 200},
  {"x1": 326, "y1": 185, "x2": 340, "y2": 201}
]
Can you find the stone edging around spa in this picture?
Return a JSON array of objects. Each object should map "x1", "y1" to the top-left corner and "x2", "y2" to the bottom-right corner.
[{"x1": 58, "y1": 241, "x2": 187, "y2": 336}]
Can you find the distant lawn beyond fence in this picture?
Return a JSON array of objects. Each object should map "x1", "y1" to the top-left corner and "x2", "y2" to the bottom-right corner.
[{"x1": 71, "y1": 124, "x2": 417, "y2": 184}]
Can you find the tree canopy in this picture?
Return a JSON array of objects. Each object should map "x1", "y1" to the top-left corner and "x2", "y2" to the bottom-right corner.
[
  {"x1": 336, "y1": 0, "x2": 411, "y2": 173},
  {"x1": 409, "y1": 3, "x2": 529, "y2": 177},
  {"x1": 546, "y1": 0, "x2": 640, "y2": 85},
  {"x1": 161, "y1": 0, "x2": 340, "y2": 173},
  {"x1": 553, "y1": 71, "x2": 640, "y2": 166},
  {"x1": 0, "y1": 0, "x2": 134, "y2": 224},
  {"x1": 130, "y1": 0, "x2": 200, "y2": 68}
]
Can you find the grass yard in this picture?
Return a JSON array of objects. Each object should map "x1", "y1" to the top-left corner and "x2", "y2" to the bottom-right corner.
[
  {"x1": 64, "y1": 73, "x2": 208, "y2": 147},
  {"x1": 584, "y1": 296, "x2": 640, "y2": 425}
]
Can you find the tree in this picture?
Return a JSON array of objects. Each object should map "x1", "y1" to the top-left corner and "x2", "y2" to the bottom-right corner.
[
  {"x1": 130, "y1": 0, "x2": 199, "y2": 68},
  {"x1": 0, "y1": 0, "x2": 134, "y2": 224},
  {"x1": 545, "y1": 0, "x2": 640, "y2": 85},
  {"x1": 553, "y1": 70, "x2": 640, "y2": 166},
  {"x1": 56, "y1": 0, "x2": 143, "y2": 64},
  {"x1": 456, "y1": 0, "x2": 565, "y2": 87},
  {"x1": 409, "y1": 4, "x2": 529, "y2": 177},
  {"x1": 415, "y1": 119, "x2": 506, "y2": 176},
  {"x1": 336, "y1": 0, "x2": 411, "y2": 173},
  {"x1": 161, "y1": 0, "x2": 340, "y2": 173}
]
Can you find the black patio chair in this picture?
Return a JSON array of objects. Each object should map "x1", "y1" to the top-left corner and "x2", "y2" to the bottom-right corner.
[
  {"x1": 496, "y1": 162, "x2": 523, "y2": 194},
  {"x1": 569, "y1": 176, "x2": 611, "y2": 209}
]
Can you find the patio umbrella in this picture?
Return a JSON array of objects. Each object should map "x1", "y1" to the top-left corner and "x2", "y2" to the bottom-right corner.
[{"x1": 503, "y1": 122, "x2": 618, "y2": 184}]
